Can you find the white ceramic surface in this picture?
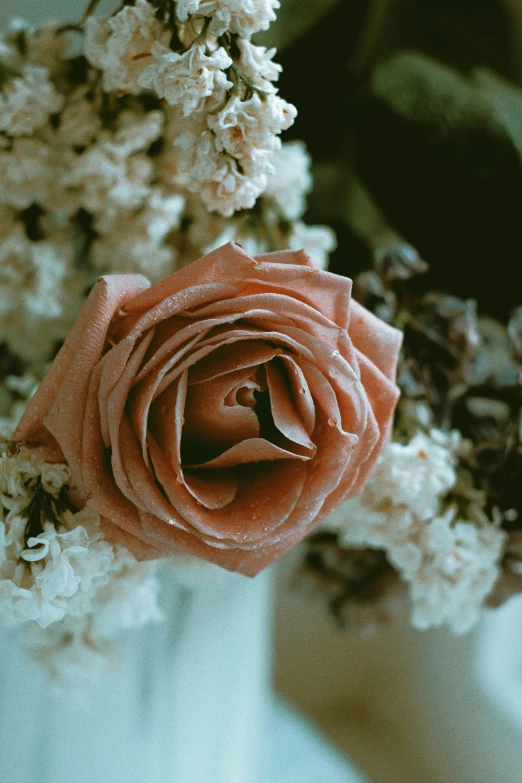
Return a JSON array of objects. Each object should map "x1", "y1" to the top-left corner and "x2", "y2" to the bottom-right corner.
[
  {"x1": 476, "y1": 595, "x2": 522, "y2": 733},
  {"x1": 0, "y1": 567, "x2": 270, "y2": 783},
  {"x1": 0, "y1": 564, "x2": 367, "y2": 783}
]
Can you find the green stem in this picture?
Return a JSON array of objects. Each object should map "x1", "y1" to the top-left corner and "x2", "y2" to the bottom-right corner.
[
  {"x1": 218, "y1": 33, "x2": 270, "y2": 100},
  {"x1": 348, "y1": 0, "x2": 392, "y2": 76},
  {"x1": 79, "y1": 0, "x2": 105, "y2": 26}
]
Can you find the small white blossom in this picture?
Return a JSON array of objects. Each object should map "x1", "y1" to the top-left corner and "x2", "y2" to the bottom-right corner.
[
  {"x1": 0, "y1": 64, "x2": 64, "y2": 137},
  {"x1": 323, "y1": 429, "x2": 506, "y2": 634},
  {"x1": 324, "y1": 431, "x2": 461, "y2": 548},
  {"x1": 210, "y1": 92, "x2": 296, "y2": 158},
  {"x1": 176, "y1": 0, "x2": 280, "y2": 37},
  {"x1": 287, "y1": 222, "x2": 337, "y2": 270},
  {"x1": 24, "y1": 23, "x2": 68, "y2": 73},
  {"x1": 0, "y1": 137, "x2": 73, "y2": 212},
  {"x1": 365, "y1": 431, "x2": 459, "y2": 522},
  {"x1": 0, "y1": 223, "x2": 81, "y2": 361},
  {"x1": 65, "y1": 145, "x2": 153, "y2": 216},
  {"x1": 139, "y1": 43, "x2": 232, "y2": 115},
  {"x1": 57, "y1": 92, "x2": 102, "y2": 148},
  {"x1": 84, "y1": 0, "x2": 170, "y2": 95},
  {"x1": 237, "y1": 39, "x2": 281, "y2": 85},
  {"x1": 0, "y1": 447, "x2": 54, "y2": 510},
  {"x1": 63, "y1": 109, "x2": 164, "y2": 219},
  {"x1": 189, "y1": 132, "x2": 268, "y2": 215},
  {"x1": 408, "y1": 510, "x2": 505, "y2": 634},
  {"x1": 1, "y1": 487, "x2": 115, "y2": 629},
  {"x1": 0, "y1": 446, "x2": 162, "y2": 679},
  {"x1": 2, "y1": 20, "x2": 68, "y2": 74},
  {"x1": 159, "y1": 109, "x2": 208, "y2": 188},
  {"x1": 141, "y1": 188, "x2": 185, "y2": 242},
  {"x1": 0, "y1": 468, "x2": 101, "y2": 627},
  {"x1": 264, "y1": 141, "x2": 312, "y2": 222},
  {"x1": 173, "y1": 92, "x2": 297, "y2": 216},
  {"x1": 92, "y1": 189, "x2": 184, "y2": 280},
  {"x1": 110, "y1": 108, "x2": 165, "y2": 156}
]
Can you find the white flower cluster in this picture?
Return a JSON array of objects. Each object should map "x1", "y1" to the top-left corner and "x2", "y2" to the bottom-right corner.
[
  {"x1": 28, "y1": 556, "x2": 162, "y2": 691},
  {"x1": 181, "y1": 141, "x2": 336, "y2": 267},
  {"x1": 324, "y1": 430, "x2": 506, "y2": 634},
  {"x1": 0, "y1": 444, "x2": 161, "y2": 655},
  {"x1": 0, "y1": 212, "x2": 81, "y2": 361},
  {"x1": 84, "y1": 0, "x2": 297, "y2": 216},
  {"x1": 176, "y1": 0, "x2": 280, "y2": 36},
  {"x1": 0, "y1": 6, "x2": 333, "y2": 365},
  {"x1": 85, "y1": 1, "x2": 171, "y2": 95},
  {"x1": 0, "y1": 449, "x2": 106, "y2": 628},
  {"x1": 0, "y1": 64, "x2": 64, "y2": 137},
  {"x1": 64, "y1": 108, "x2": 185, "y2": 280}
]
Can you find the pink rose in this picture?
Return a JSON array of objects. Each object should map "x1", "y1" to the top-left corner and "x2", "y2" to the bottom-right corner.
[{"x1": 13, "y1": 243, "x2": 401, "y2": 575}]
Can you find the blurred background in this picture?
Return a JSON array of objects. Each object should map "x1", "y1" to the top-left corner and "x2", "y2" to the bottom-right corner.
[{"x1": 2, "y1": 0, "x2": 522, "y2": 779}]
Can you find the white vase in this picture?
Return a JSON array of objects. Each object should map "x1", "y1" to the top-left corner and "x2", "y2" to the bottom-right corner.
[
  {"x1": 0, "y1": 564, "x2": 367, "y2": 783},
  {"x1": 476, "y1": 595, "x2": 522, "y2": 733}
]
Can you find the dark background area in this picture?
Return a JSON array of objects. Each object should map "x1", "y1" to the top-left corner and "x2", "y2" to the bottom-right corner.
[{"x1": 263, "y1": 0, "x2": 522, "y2": 317}]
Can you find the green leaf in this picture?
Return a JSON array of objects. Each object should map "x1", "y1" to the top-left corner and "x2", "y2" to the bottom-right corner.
[
  {"x1": 371, "y1": 52, "x2": 509, "y2": 145},
  {"x1": 354, "y1": 52, "x2": 522, "y2": 317},
  {"x1": 473, "y1": 68, "x2": 522, "y2": 157}
]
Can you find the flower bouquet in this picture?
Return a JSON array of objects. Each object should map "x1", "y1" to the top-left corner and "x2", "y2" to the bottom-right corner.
[{"x1": 0, "y1": 0, "x2": 521, "y2": 781}]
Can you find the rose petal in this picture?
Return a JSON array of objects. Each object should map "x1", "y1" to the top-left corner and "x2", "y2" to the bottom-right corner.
[
  {"x1": 179, "y1": 470, "x2": 239, "y2": 510},
  {"x1": 189, "y1": 437, "x2": 313, "y2": 469},
  {"x1": 117, "y1": 414, "x2": 196, "y2": 531},
  {"x1": 147, "y1": 435, "x2": 308, "y2": 545},
  {"x1": 130, "y1": 329, "x2": 210, "y2": 469},
  {"x1": 105, "y1": 331, "x2": 155, "y2": 491},
  {"x1": 253, "y1": 249, "x2": 315, "y2": 268},
  {"x1": 98, "y1": 329, "x2": 154, "y2": 447},
  {"x1": 187, "y1": 341, "x2": 278, "y2": 386},
  {"x1": 149, "y1": 372, "x2": 240, "y2": 509},
  {"x1": 153, "y1": 333, "x2": 294, "y2": 401},
  {"x1": 264, "y1": 361, "x2": 315, "y2": 450},
  {"x1": 122, "y1": 242, "x2": 255, "y2": 314},
  {"x1": 123, "y1": 281, "x2": 243, "y2": 338},
  {"x1": 349, "y1": 300, "x2": 403, "y2": 382},
  {"x1": 278, "y1": 355, "x2": 315, "y2": 436},
  {"x1": 44, "y1": 276, "x2": 150, "y2": 494},
  {"x1": 12, "y1": 275, "x2": 150, "y2": 467},
  {"x1": 81, "y1": 360, "x2": 176, "y2": 556},
  {"x1": 336, "y1": 349, "x2": 400, "y2": 499},
  {"x1": 182, "y1": 366, "x2": 262, "y2": 454},
  {"x1": 242, "y1": 263, "x2": 352, "y2": 331}
]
